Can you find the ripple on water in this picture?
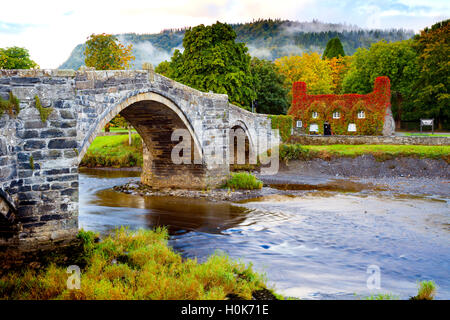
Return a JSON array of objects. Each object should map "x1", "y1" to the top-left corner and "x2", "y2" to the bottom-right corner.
[{"x1": 78, "y1": 169, "x2": 450, "y2": 300}]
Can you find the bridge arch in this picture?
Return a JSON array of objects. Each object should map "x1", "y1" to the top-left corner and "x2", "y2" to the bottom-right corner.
[
  {"x1": 79, "y1": 91, "x2": 206, "y2": 189},
  {"x1": 79, "y1": 91, "x2": 203, "y2": 162},
  {"x1": 229, "y1": 120, "x2": 255, "y2": 166}
]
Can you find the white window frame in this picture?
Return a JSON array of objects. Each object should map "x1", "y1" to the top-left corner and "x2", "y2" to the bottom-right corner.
[
  {"x1": 332, "y1": 111, "x2": 340, "y2": 119},
  {"x1": 357, "y1": 110, "x2": 365, "y2": 119},
  {"x1": 311, "y1": 111, "x2": 318, "y2": 119},
  {"x1": 296, "y1": 120, "x2": 302, "y2": 128}
]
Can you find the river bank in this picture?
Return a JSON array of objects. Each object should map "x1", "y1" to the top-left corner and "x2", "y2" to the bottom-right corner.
[{"x1": 0, "y1": 227, "x2": 278, "y2": 300}]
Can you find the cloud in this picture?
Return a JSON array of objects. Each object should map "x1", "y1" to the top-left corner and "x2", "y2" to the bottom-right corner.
[
  {"x1": 0, "y1": 21, "x2": 33, "y2": 34},
  {"x1": 0, "y1": 0, "x2": 447, "y2": 68}
]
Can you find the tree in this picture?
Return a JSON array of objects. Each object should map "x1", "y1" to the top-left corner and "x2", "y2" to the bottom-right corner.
[
  {"x1": 327, "y1": 55, "x2": 352, "y2": 94},
  {"x1": 159, "y1": 21, "x2": 256, "y2": 109},
  {"x1": 84, "y1": 33, "x2": 135, "y2": 70},
  {"x1": 84, "y1": 34, "x2": 135, "y2": 140},
  {"x1": 0, "y1": 47, "x2": 38, "y2": 69},
  {"x1": 412, "y1": 19, "x2": 449, "y2": 129},
  {"x1": 342, "y1": 40, "x2": 419, "y2": 128},
  {"x1": 322, "y1": 37, "x2": 345, "y2": 59},
  {"x1": 274, "y1": 53, "x2": 333, "y2": 100},
  {"x1": 154, "y1": 60, "x2": 172, "y2": 77},
  {"x1": 250, "y1": 57, "x2": 289, "y2": 114}
]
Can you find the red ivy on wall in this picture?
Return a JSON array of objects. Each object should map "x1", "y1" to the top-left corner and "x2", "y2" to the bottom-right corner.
[{"x1": 289, "y1": 77, "x2": 391, "y2": 135}]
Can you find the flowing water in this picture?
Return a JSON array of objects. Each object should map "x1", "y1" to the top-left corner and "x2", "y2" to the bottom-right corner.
[{"x1": 79, "y1": 168, "x2": 450, "y2": 300}]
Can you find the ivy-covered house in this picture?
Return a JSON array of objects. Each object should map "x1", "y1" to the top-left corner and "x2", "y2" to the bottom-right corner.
[{"x1": 288, "y1": 76, "x2": 395, "y2": 136}]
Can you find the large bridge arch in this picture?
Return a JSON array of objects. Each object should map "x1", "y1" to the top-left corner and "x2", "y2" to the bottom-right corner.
[{"x1": 78, "y1": 91, "x2": 203, "y2": 163}]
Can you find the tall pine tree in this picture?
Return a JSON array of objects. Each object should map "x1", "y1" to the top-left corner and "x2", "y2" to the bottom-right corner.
[{"x1": 322, "y1": 37, "x2": 345, "y2": 59}]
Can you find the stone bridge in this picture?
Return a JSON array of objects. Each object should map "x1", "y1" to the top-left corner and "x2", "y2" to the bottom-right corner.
[{"x1": 0, "y1": 67, "x2": 276, "y2": 249}]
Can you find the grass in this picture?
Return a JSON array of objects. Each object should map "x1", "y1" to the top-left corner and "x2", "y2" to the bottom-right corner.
[
  {"x1": 0, "y1": 228, "x2": 275, "y2": 300},
  {"x1": 364, "y1": 293, "x2": 400, "y2": 300},
  {"x1": 403, "y1": 133, "x2": 450, "y2": 137},
  {"x1": 80, "y1": 134, "x2": 143, "y2": 168},
  {"x1": 222, "y1": 172, "x2": 263, "y2": 190},
  {"x1": 412, "y1": 280, "x2": 437, "y2": 300},
  {"x1": 362, "y1": 280, "x2": 437, "y2": 300},
  {"x1": 280, "y1": 143, "x2": 450, "y2": 163},
  {"x1": 101, "y1": 127, "x2": 138, "y2": 133}
]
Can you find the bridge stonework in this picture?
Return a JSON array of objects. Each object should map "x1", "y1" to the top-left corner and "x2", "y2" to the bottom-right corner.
[{"x1": 0, "y1": 68, "x2": 274, "y2": 250}]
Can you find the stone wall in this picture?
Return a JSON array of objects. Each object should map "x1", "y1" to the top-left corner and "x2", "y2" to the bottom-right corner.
[
  {"x1": 288, "y1": 134, "x2": 450, "y2": 146},
  {"x1": 0, "y1": 68, "x2": 274, "y2": 249}
]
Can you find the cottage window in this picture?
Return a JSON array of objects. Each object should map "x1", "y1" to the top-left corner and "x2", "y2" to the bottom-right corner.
[
  {"x1": 309, "y1": 123, "x2": 319, "y2": 132},
  {"x1": 357, "y1": 110, "x2": 365, "y2": 119},
  {"x1": 348, "y1": 123, "x2": 357, "y2": 132},
  {"x1": 296, "y1": 120, "x2": 302, "y2": 128},
  {"x1": 312, "y1": 111, "x2": 318, "y2": 119},
  {"x1": 332, "y1": 111, "x2": 340, "y2": 119}
]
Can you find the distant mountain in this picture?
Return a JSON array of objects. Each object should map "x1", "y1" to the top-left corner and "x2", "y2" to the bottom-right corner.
[{"x1": 59, "y1": 19, "x2": 415, "y2": 70}]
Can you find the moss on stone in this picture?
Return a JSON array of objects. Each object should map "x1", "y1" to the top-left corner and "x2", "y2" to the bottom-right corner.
[{"x1": 34, "y1": 95, "x2": 53, "y2": 123}]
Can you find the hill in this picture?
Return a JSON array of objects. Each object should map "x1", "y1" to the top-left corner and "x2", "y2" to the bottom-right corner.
[{"x1": 59, "y1": 19, "x2": 414, "y2": 70}]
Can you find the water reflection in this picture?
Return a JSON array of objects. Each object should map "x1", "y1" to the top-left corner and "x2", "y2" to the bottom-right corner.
[{"x1": 79, "y1": 168, "x2": 249, "y2": 235}]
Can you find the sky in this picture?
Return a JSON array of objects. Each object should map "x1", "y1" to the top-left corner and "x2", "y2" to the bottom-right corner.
[{"x1": 0, "y1": 0, "x2": 448, "y2": 68}]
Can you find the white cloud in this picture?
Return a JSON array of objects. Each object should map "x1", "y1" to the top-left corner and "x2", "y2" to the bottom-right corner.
[{"x1": 0, "y1": 0, "x2": 448, "y2": 68}]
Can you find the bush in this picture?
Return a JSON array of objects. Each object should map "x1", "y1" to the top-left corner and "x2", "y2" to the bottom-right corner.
[
  {"x1": 223, "y1": 172, "x2": 263, "y2": 190},
  {"x1": 269, "y1": 115, "x2": 293, "y2": 142}
]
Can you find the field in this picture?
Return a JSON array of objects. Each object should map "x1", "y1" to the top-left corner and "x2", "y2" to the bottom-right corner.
[{"x1": 80, "y1": 134, "x2": 143, "y2": 168}]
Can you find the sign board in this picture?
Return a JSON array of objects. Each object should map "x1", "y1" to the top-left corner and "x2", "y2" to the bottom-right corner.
[{"x1": 420, "y1": 119, "x2": 434, "y2": 134}]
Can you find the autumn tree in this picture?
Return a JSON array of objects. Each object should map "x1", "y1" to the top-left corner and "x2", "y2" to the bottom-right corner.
[
  {"x1": 158, "y1": 21, "x2": 256, "y2": 109},
  {"x1": 84, "y1": 33, "x2": 135, "y2": 70},
  {"x1": 274, "y1": 53, "x2": 333, "y2": 101},
  {"x1": 84, "y1": 34, "x2": 135, "y2": 139},
  {"x1": 0, "y1": 46, "x2": 38, "y2": 69},
  {"x1": 412, "y1": 19, "x2": 449, "y2": 129},
  {"x1": 250, "y1": 57, "x2": 289, "y2": 114},
  {"x1": 327, "y1": 55, "x2": 352, "y2": 94},
  {"x1": 322, "y1": 37, "x2": 345, "y2": 59},
  {"x1": 342, "y1": 40, "x2": 419, "y2": 127}
]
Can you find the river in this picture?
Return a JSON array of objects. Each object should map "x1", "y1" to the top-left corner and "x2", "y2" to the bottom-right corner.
[{"x1": 79, "y1": 168, "x2": 450, "y2": 300}]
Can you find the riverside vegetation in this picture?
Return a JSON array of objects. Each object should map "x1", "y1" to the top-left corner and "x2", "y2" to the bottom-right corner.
[
  {"x1": 0, "y1": 228, "x2": 278, "y2": 300},
  {"x1": 80, "y1": 134, "x2": 143, "y2": 168}
]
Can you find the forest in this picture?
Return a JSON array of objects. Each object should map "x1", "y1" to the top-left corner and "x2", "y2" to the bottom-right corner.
[{"x1": 58, "y1": 19, "x2": 414, "y2": 70}]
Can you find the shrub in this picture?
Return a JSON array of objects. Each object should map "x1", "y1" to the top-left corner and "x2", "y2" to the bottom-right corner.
[
  {"x1": 269, "y1": 115, "x2": 293, "y2": 142},
  {"x1": 222, "y1": 172, "x2": 263, "y2": 190}
]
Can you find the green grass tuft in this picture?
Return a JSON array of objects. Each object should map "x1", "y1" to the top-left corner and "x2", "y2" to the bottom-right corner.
[
  {"x1": 222, "y1": 172, "x2": 263, "y2": 190},
  {"x1": 34, "y1": 95, "x2": 53, "y2": 123},
  {"x1": 413, "y1": 280, "x2": 437, "y2": 300}
]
